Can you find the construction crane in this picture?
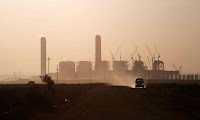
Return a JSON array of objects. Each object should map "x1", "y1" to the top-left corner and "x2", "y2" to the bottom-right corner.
[
  {"x1": 110, "y1": 46, "x2": 121, "y2": 61},
  {"x1": 110, "y1": 50, "x2": 115, "y2": 61},
  {"x1": 173, "y1": 64, "x2": 178, "y2": 71},
  {"x1": 114, "y1": 46, "x2": 121, "y2": 60},
  {"x1": 145, "y1": 44, "x2": 155, "y2": 70},
  {"x1": 131, "y1": 45, "x2": 138, "y2": 64},
  {"x1": 179, "y1": 66, "x2": 182, "y2": 74},
  {"x1": 101, "y1": 48, "x2": 105, "y2": 59},
  {"x1": 131, "y1": 53, "x2": 133, "y2": 63},
  {"x1": 173, "y1": 64, "x2": 182, "y2": 73},
  {"x1": 154, "y1": 45, "x2": 160, "y2": 60},
  {"x1": 138, "y1": 54, "x2": 141, "y2": 61},
  {"x1": 152, "y1": 53, "x2": 155, "y2": 61}
]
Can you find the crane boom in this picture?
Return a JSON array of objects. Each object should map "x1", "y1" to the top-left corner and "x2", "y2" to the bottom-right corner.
[
  {"x1": 131, "y1": 45, "x2": 139, "y2": 66},
  {"x1": 173, "y1": 64, "x2": 178, "y2": 71},
  {"x1": 133, "y1": 45, "x2": 138, "y2": 58},
  {"x1": 154, "y1": 45, "x2": 160, "y2": 60},
  {"x1": 110, "y1": 50, "x2": 115, "y2": 61},
  {"x1": 145, "y1": 44, "x2": 153, "y2": 57},
  {"x1": 101, "y1": 48, "x2": 105, "y2": 57},
  {"x1": 114, "y1": 46, "x2": 121, "y2": 60}
]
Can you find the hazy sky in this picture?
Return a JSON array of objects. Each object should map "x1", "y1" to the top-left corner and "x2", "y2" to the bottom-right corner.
[{"x1": 0, "y1": 0, "x2": 199, "y2": 74}]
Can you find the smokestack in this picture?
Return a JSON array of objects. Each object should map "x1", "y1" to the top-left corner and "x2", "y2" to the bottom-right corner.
[
  {"x1": 41, "y1": 37, "x2": 46, "y2": 76},
  {"x1": 95, "y1": 35, "x2": 101, "y2": 71}
]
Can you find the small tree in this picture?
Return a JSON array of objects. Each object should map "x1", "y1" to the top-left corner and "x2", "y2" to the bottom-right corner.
[
  {"x1": 40, "y1": 74, "x2": 54, "y2": 88},
  {"x1": 39, "y1": 74, "x2": 56, "y2": 105}
]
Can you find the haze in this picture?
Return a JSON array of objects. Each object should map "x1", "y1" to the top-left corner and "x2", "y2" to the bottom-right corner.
[{"x1": 0, "y1": 0, "x2": 199, "y2": 74}]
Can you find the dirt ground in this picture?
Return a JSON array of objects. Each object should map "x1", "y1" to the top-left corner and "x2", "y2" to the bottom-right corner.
[{"x1": 0, "y1": 83, "x2": 199, "y2": 120}]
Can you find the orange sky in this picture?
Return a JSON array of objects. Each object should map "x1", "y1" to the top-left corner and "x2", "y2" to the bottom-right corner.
[{"x1": 0, "y1": 0, "x2": 199, "y2": 74}]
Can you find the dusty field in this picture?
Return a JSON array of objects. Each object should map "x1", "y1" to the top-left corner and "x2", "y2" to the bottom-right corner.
[{"x1": 0, "y1": 83, "x2": 200, "y2": 120}]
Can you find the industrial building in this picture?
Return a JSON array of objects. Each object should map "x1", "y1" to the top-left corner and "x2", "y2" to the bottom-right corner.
[
  {"x1": 98, "y1": 61, "x2": 110, "y2": 72},
  {"x1": 59, "y1": 61, "x2": 75, "y2": 80},
  {"x1": 77, "y1": 61, "x2": 92, "y2": 79}
]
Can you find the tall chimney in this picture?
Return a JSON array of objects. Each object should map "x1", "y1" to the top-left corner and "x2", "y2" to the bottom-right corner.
[
  {"x1": 41, "y1": 37, "x2": 46, "y2": 76},
  {"x1": 95, "y1": 35, "x2": 101, "y2": 71}
]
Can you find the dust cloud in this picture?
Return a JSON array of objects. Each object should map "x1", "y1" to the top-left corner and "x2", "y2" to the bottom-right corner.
[{"x1": 107, "y1": 74, "x2": 137, "y2": 88}]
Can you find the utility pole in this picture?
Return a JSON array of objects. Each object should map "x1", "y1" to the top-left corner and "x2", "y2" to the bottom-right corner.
[
  {"x1": 90, "y1": 67, "x2": 91, "y2": 84},
  {"x1": 76, "y1": 71, "x2": 77, "y2": 81},
  {"x1": 14, "y1": 72, "x2": 16, "y2": 80},
  {"x1": 47, "y1": 57, "x2": 51, "y2": 74},
  {"x1": 104, "y1": 70, "x2": 106, "y2": 83},
  {"x1": 89, "y1": 59, "x2": 92, "y2": 84},
  {"x1": 56, "y1": 64, "x2": 59, "y2": 84},
  {"x1": 120, "y1": 51, "x2": 121, "y2": 61},
  {"x1": 75, "y1": 65, "x2": 78, "y2": 82}
]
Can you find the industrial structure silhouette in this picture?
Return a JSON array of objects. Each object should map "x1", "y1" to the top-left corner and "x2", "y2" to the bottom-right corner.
[{"x1": 40, "y1": 35, "x2": 198, "y2": 83}]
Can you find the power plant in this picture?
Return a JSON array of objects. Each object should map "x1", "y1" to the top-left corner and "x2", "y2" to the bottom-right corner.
[{"x1": 41, "y1": 35, "x2": 199, "y2": 82}]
